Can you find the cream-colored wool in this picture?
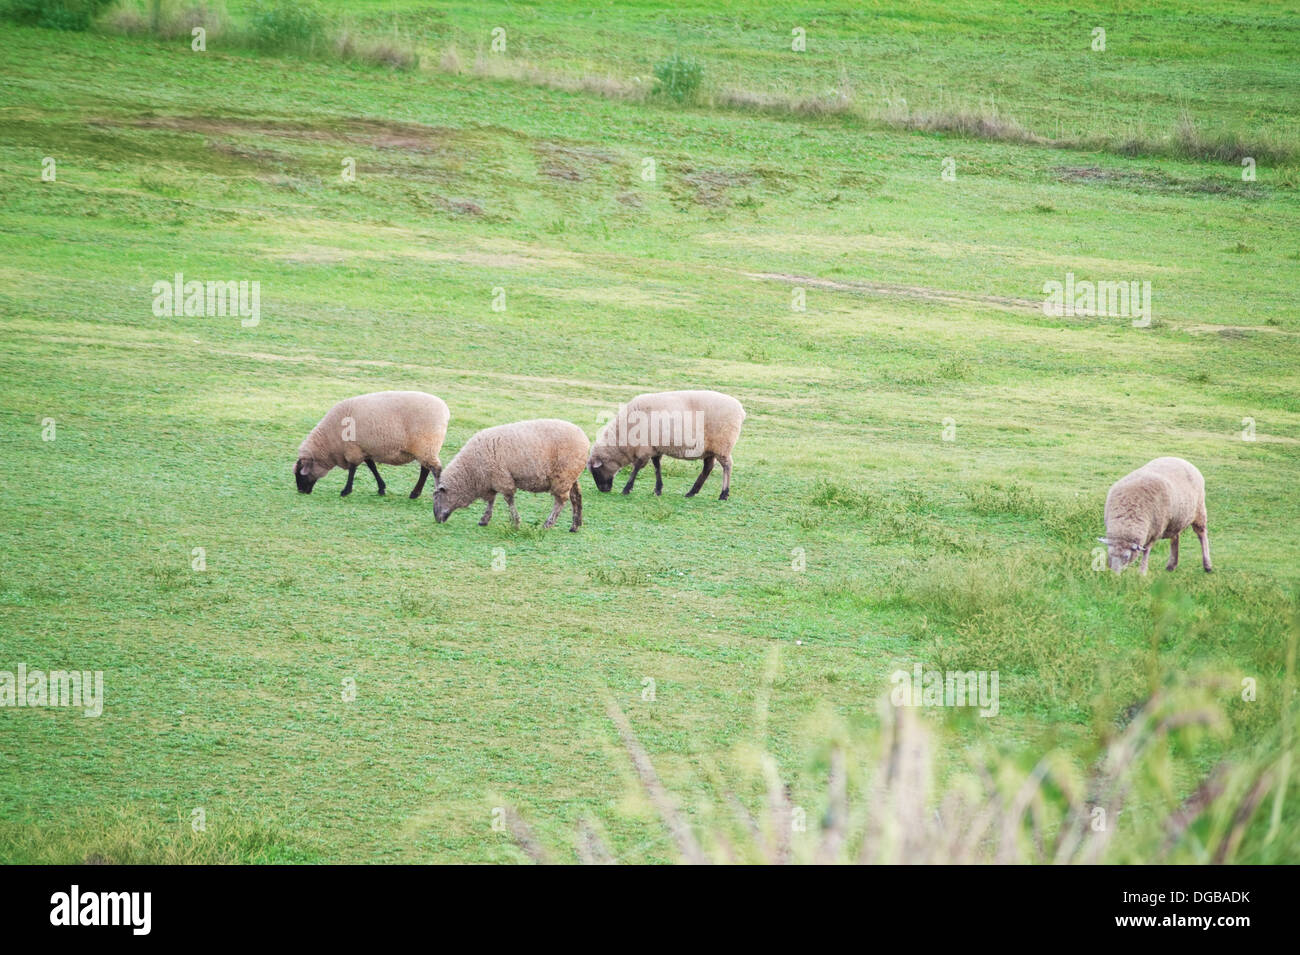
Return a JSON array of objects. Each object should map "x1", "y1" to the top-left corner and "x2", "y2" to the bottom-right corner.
[
  {"x1": 588, "y1": 389, "x2": 745, "y2": 499},
  {"x1": 295, "y1": 391, "x2": 449, "y2": 497},
  {"x1": 433, "y1": 419, "x2": 590, "y2": 531},
  {"x1": 1101, "y1": 456, "x2": 1212, "y2": 574}
]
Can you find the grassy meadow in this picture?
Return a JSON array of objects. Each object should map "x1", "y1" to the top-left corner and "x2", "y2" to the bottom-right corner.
[{"x1": 0, "y1": 0, "x2": 1298, "y2": 863}]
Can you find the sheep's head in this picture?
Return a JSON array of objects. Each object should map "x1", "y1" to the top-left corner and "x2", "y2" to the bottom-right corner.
[
  {"x1": 294, "y1": 456, "x2": 327, "y2": 493},
  {"x1": 592, "y1": 446, "x2": 631, "y2": 493},
  {"x1": 588, "y1": 454, "x2": 617, "y2": 492},
  {"x1": 1098, "y1": 537, "x2": 1144, "y2": 573},
  {"x1": 432, "y1": 479, "x2": 467, "y2": 523}
]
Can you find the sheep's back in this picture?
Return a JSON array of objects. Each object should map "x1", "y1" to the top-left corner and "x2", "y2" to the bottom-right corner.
[
  {"x1": 462, "y1": 419, "x2": 589, "y2": 492},
  {"x1": 618, "y1": 389, "x2": 745, "y2": 458},
  {"x1": 1106, "y1": 457, "x2": 1204, "y2": 536}
]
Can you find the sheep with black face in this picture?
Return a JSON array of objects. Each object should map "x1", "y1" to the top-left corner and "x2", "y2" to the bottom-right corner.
[
  {"x1": 294, "y1": 391, "x2": 449, "y2": 498},
  {"x1": 588, "y1": 390, "x2": 745, "y2": 500}
]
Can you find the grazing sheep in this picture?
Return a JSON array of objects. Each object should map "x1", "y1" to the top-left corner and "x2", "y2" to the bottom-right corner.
[
  {"x1": 1100, "y1": 456, "x2": 1212, "y2": 574},
  {"x1": 294, "y1": 391, "x2": 449, "y2": 498},
  {"x1": 433, "y1": 419, "x2": 589, "y2": 532},
  {"x1": 588, "y1": 390, "x2": 746, "y2": 500}
]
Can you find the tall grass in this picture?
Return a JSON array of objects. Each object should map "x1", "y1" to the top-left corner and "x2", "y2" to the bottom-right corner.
[
  {"x1": 0, "y1": 806, "x2": 316, "y2": 863},
  {"x1": 505, "y1": 667, "x2": 1298, "y2": 863},
  {"x1": 42, "y1": 3, "x2": 1300, "y2": 162},
  {"x1": 2, "y1": 0, "x2": 113, "y2": 30},
  {"x1": 97, "y1": 0, "x2": 419, "y2": 69}
]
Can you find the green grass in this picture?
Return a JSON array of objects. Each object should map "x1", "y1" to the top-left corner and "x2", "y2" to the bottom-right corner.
[{"x1": 0, "y1": 2, "x2": 1297, "y2": 863}]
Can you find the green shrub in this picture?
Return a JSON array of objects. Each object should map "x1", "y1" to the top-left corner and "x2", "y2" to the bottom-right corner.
[
  {"x1": 246, "y1": 0, "x2": 325, "y2": 51},
  {"x1": 3, "y1": 0, "x2": 113, "y2": 30},
  {"x1": 653, "y1": 53, "x2": 702, "y2": 103}
]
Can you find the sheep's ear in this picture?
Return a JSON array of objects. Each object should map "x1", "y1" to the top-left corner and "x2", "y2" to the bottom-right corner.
[{"x1": 590, "y1": 458, "x2": 602, "y2": 469}]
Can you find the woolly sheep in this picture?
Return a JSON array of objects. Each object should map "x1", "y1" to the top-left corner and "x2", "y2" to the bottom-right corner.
[
  {"x1": 1100, "y1": 456, "x2": 1212, "y2": 574},
  {"x1": 433, "y1": 419, "x2": 589, "y2": 532},
  {"x1": 587, "y1": 390, "x2": 746, "y2": 500},
  {"x1": 294, "y1": 391, "x2": 449, "y2": 498}
]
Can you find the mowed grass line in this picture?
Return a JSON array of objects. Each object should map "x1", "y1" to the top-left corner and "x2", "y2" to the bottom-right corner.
[{"x1": 0, "y1": 17, "x2": 1297, "y2": 861}]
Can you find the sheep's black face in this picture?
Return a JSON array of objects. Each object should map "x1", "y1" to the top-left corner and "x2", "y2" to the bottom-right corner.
[
  {"x1": 433, "y1": 485, "x2": 452, "y2": 523},
  {"x1": 294, "y1": 457, "x2": 324, "y2": 494},
  {"x1": 588, "y1": 457, "x2": 615, "y2": 493}
]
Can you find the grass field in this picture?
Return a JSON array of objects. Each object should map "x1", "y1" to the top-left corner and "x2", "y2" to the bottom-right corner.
[{"x1": 1, "y1": 1, "x2": 1298, "y2": 863}]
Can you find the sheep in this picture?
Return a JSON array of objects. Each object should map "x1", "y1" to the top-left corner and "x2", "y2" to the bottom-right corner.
[
  {"x1": 433, "y1": 419, "x2": 589, "y2": 532},
  {"x1": 1099, "y1": 456, "x2": 1212, "y2": 574},
  {"x1": 587, "y1": 390, "x2": 746, "y2": 500},
  {"x1": 294, "y1": 391, "x2": 449, "y2": 499}
]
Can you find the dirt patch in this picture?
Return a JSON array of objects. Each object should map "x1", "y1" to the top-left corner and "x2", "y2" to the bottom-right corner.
[
  {"x1": 208, "y1": 141, "x2": 292, "y2": 165},
  {"x1": 1054, "y1": 165, "x2": 1266, "y2": 198},
  {"x1": 121, "y1": 114, "x2": 456, "y2": 153},
  {"x1": 434, "y1": 196, "x2": 486, "y2": 217},
  {"x1": 532, "y1": 141, "x2": 616, "y2": 183},
  {"x1": 1184, "y1": 323, "x2": 1295, "y2": 336},
  {"x1": 541, "y1": 165, "x2": 584, "y2": 182},
  {"x1": 745, "y1": 271, "x2": 1043, "y2": 314},
  {"x1": 679, "y1": 167, "x2": 754, "y2": 207}
]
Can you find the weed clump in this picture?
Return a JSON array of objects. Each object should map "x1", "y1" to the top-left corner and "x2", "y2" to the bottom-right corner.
[
  {"x1": 653, "y1": 53, "x2": 702, "y2": 103},
  {"x1": 2, "y1": 0, "x2": 112, "y2": 30}
]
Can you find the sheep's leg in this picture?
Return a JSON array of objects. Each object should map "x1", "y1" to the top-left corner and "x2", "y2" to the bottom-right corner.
[
  {"x1": 544, "y1": 493, "x2": 566, "y2": 529},
  {"x1": 569, "y1": 481, "x2": 582, "y2": 532},
  {"x1": 364, "y1": 459, "x2": 386, "y2": 495},
  {"x1": 1194, "y1": 520, "x2": 1213, "y2": 572},
  {"x1": 409, "y1": 466, "x2": 429, "y2": 499},
  {"x1": 479, "y1": 492, "x2": 496, "y2": 526},
  {"x1": 341, "y1": 464, "x2": 358, "y2": 497},
  {"x1": 652, "y1": 454, "x2": 663, "y2": 496},
  {"x1": 622, "y1": 459, "x2": 647, "y2": 494},
  {"x1": 431, "y1": 458, "x2": 442, "y2": 481},
  {"x1": 1139, "y1": 547, "x2": 1151, "y2": 575},
  {"x1": 717, "y1": 455, "x2": 733, "y2": 501},
  {"x1": 505, "y1": 492, "x2": 520, "y2": 528},
  {"x1": 1166, "y1": 534, "x2": 1179, "y2": 571},
  {"x1": 685, "y1": 455, "x2": 715, "y2": 497}
]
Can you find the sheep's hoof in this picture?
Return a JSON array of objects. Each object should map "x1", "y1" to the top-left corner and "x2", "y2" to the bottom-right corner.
[
  {"x1": 340, "y1": 489, "x2": 352, "y2": 498},
  {"x1": 719, "y1": 491, "x2": 729, "y2": 501},
  {"x1": 1204, "y1": 566, "x2": 1214, "y2": 573},
  {"x1": 377, "y1": 488, "x2": 386, "y2": 496},
  {"x1": 569, "y1": 526, "x2": 579, "y2": 533}
]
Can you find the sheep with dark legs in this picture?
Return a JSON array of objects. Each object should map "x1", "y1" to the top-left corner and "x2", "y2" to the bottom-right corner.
[
  {"x1": 294, "y1": 391, "x2": 449, "y2": 498},
  {"x1": 587, "y1": 390, "x2": 745, "y2": 500}
]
